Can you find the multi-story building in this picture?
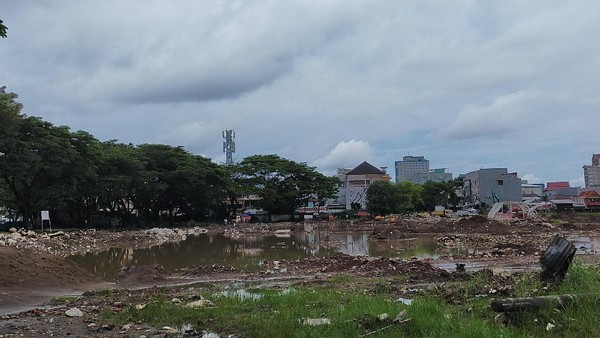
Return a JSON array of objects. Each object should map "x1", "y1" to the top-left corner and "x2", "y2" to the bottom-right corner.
[
  {"x1": 428, "y1": 168, "x2": 453, "y2": 183},
  {"x1": 583, "y1": 154, "x2": 600, "y2": 189},
  {"x1": 345, "y1": 161, "x2": 391, "y2": 210},
  {"x1": 521, "y1": 181, "x2": 544, "y2": 200},
  {"x1": 462, "y1": 168, "x2": 522, "y2": 208},
  {"x1": 395, "y1": 156, "x2": 453, "y2": 184},
  {"x1": 395, "y1": 156, "x2": 429, "y2": 184}
]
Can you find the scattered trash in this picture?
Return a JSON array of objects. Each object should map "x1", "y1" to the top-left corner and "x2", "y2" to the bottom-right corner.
[
  {"x1": 185, "y1": 298, "x2": 214, "y2": 308},
  {"x1": 393, "y1": 310, "x2": 410, "y2": 323},
  {"x1": 302, "y1": 318, "x2": 331, "y2": 326},
  {"x1": 216, "y1": 289, "x2": 262, "y2": 301},
  {"x1": 491, "y1": 294, "x2": 579, "y2": 312},
  {"x1": 396, "y1": 297, "x2": 413, "y2": 305},
  {"x1": 162, "y1": 326, "x2": 178, "y2": 334},
  {"x1": 135, "y1": 304, "x2": 146, "y2": 310},
  {"x1": 377, "y1": 313, "x2": 389, "y2": 321},
  {"x1": 540, "y1": 235, "x2": 576, "y2": 284},
  {"x1": 546, "y1": 323, "x2": 555, "y2": 331}
]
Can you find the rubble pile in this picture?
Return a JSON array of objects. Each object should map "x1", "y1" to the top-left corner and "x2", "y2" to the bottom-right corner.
[
  {"x1": 179, "y1": 264, "x2": 240, "y2": 276},
  {"x1": 0, "y1": 226, "x2": 211, "y2": 256},
  {"x1": 436, "y1": 233, "x2": 549, "y2": 257},
  {"x1": 285, "y1": 253, "x2": 456, "y2": 280}
]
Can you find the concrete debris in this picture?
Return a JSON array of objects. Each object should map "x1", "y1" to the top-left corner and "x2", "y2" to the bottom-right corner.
[
  {"x1": 121, "y1": 323, "x2": 134, "y2": 331},
  {"x1": 185, "y1": 298, "x2": 214, "y2": 308},
  {"x1": 65, "y1": 307, "x2": 83, "y2": 317},
  {"x1": 162, "y1": 326, "x2": 178, "y2": 334},
  {"x1": 48, "y1": 231, "x2": 65, "y2": 238}
]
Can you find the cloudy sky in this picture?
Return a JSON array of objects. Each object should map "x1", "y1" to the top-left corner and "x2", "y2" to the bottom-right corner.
[{"x1": 2, "y1": 1, "x2": 599, "y2": 185}]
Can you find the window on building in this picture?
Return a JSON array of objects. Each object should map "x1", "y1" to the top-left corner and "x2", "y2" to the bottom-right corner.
[{"x1": 497, "y1": 180, "x2": 504, "y2": 186}]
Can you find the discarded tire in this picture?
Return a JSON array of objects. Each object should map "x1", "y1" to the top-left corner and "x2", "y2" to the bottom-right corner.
[{"x1": 539, "y1": 235, "x2": 576, "y2": 284}]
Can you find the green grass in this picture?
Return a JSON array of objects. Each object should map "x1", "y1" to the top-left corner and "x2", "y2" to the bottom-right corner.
[{"x1": 95, "y1": 265, "x2": 600, "y2": 337}]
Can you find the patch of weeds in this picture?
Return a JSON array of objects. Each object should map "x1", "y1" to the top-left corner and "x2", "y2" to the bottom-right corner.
[{"x1": 330, "y1": 274, "x2": 355, "y2": 283}]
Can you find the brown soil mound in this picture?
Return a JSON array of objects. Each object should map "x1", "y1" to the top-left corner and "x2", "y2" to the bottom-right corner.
[
  {"x1": 288, "y1": 253, "x2": 457, "y2": 281},
  {"x1": 115, "y1": 265, "x2": 168, "y2": 286},
  {"x1": 0, "y1": 246, "x2": 100, "y2": 289}
]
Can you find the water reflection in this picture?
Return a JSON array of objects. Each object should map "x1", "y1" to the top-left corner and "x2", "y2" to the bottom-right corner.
[{"x1": 69, "y1": 232, "x2": 455, "y2": 280}]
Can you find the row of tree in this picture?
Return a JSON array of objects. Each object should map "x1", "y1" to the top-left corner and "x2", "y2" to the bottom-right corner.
[
  {"x1": 0, "y1": 87, "x2": 339, "y2": 228},
  {"x1": 365, "y1": 179, "x2": 463, "y2": 215}
]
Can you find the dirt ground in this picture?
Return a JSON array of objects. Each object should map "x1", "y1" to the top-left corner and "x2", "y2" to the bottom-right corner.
[{"x1": 1, "y1": 213, "x2": 600, "y2": 336}]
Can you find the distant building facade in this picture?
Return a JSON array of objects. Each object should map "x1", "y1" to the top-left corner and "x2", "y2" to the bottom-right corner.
[
  {"x1": 345, "y1": 161, "x2": 391, "y2": 210},
  {"x1": 521, "y1": 181, "x2": 544, "y2": 200},
  {"x1": 544, "y1": 181, "x2": 579, "y2": 200},
  {"x1": 325, "y1": 168, "x2": 351, "y2": 210},
  {"x1": 462, "y1": 168, "x2": 522, "y2": 208},
  {"x1": 428, "y1": 168, "x2": 453, "y2": 183},
  {"x1": 583, "y1": 154, "x2": 600, "y2": 189},
  {"x1": 395, "y1": 156, "x2": 453, "y2": 184},
  {"x1": 395, "y1": 156, "x2": 429, "y2": 184}
]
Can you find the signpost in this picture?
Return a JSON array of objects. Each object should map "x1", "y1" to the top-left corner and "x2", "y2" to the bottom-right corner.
[{"x1": 41, "y1": 210, "x2": 51, "y2": 233}]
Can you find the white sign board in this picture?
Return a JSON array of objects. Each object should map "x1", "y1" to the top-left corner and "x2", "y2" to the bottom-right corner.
[{"x1": 41, "y1": 210, "x2": 50, "y2": 221}]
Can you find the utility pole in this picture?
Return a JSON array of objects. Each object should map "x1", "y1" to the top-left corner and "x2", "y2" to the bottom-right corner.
[{"x1": 222, "y1": 129, "x2": 235, "y2": 166}]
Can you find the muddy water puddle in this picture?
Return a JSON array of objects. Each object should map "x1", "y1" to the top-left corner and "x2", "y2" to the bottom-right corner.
[
  {"x1": 69, "y1": 232, "x2": 467, "y2": 279},
  {"x1": 70, "y1": 232, "x2": 599, "y2": 279}
]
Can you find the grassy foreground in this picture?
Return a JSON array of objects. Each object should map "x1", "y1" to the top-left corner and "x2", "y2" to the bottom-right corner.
[{"x1": 98, "y1": 265, "x2": 600, "y2": 337}]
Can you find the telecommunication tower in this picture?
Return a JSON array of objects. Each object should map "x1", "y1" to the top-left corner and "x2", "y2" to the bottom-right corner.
[{"x1": 222, "y1": 129, "x2": 235, "y2": 166}]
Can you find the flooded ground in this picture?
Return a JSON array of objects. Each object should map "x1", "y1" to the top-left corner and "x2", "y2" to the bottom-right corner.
[
  {"x1": 67, "y1": 230, "x2": 600, "y2": 280},
  {"x1": 68, "y1": 232, "x2": 472, "y2": 279}
]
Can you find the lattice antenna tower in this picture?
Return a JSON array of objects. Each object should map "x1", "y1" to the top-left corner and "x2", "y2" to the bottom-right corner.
[{"x1": 222, "y1": 129, "x2": 235, "y2": 166}]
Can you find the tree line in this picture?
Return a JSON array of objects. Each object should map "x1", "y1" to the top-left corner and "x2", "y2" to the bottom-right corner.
[
  {"x1": 365, "y1": 179, "x2": 463, "y2": 216},
  {"x1": 0, "y1": 87, "x2": 339, "y2": 228}
]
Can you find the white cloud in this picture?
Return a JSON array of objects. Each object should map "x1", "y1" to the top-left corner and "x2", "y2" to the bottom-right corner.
[
  {"x1": 521, "y1": 174, "x2": 542, "y2": 184},
  {"x1": 312, "y1": 140, "x2": 374, "y2": 172},
  {"x1": 569, "y1": 176, "x2": 585, "y2": 188},
  {"x1": 437, "y1": 90, "x2": 541, "y2": 140}
]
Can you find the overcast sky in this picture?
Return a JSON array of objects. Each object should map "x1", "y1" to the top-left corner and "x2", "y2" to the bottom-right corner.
[{"x1": 2, "y1": 1, "x2": 599, "y2": 185}]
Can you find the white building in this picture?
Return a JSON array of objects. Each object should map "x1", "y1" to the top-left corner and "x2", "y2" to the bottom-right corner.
[{"x1": 345, "y1": 162, "x2": 390, "y2": 210}]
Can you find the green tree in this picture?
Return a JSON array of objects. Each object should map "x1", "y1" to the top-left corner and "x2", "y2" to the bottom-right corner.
[
  {"x1": 0, "y1": 20, "x2": 7, "y2": 38},
  {"x1": 97, "y1": 141, "x2": 144, "y2": 227},
  {"x1": 0, "y1": 115, "x2": 83, "y2": 227},
  {"x1": 421, "y1": 178, "x2": 463, "y2": 211},
  {"x1": 396, "y1": 181, "x2": 424, "y2": 213},
  {"x1": 366, "y1": 180, "x2": 400, "y2": 215},
  {"x1": 60, "y1": 131, "x2": 103, "y2": 226},
  {"x1": 421, "y1": 181, "x2": 448, "y2": 211},
  {"x1": 237, "y1": 154, "x2": 338, "y2": 220}
]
